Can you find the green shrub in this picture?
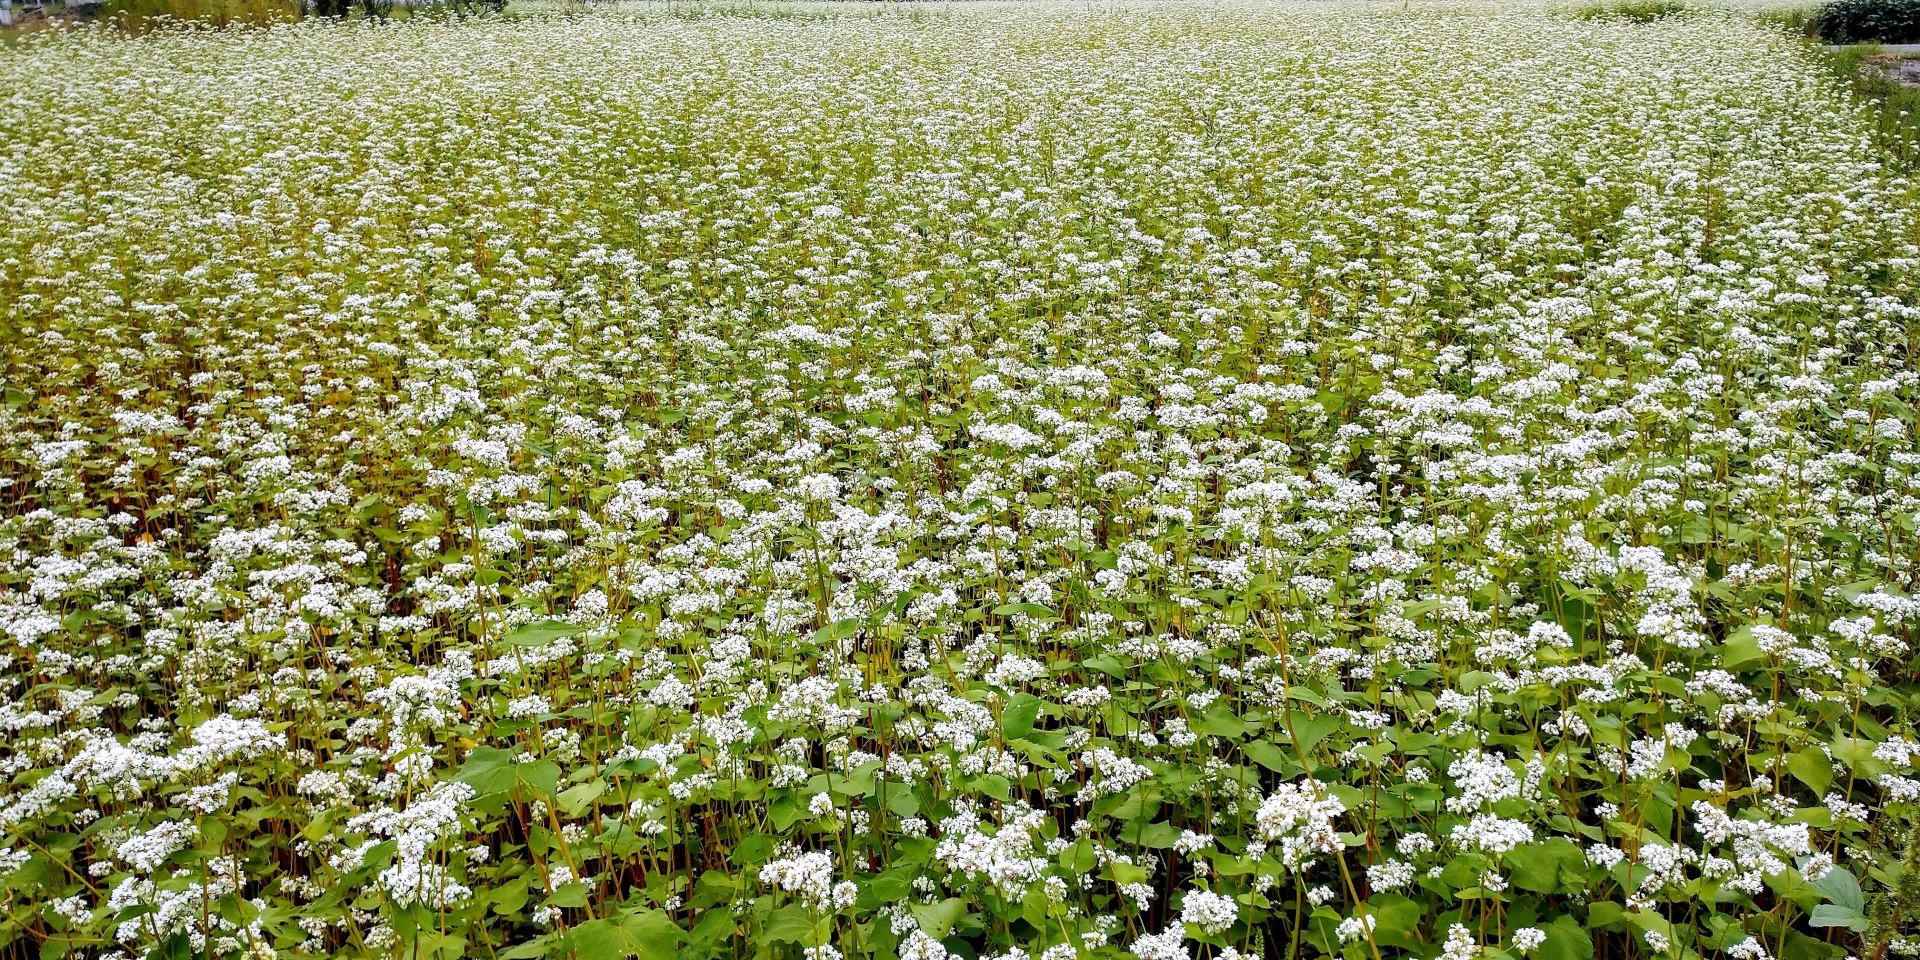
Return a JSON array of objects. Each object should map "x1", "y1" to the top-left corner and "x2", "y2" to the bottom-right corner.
[{"x1": 1814, "y1": 0, "x2": 1920, "y2": 43}]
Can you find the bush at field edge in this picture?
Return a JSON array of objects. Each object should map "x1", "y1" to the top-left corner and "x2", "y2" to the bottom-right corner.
[{"x1": 1815, "y1": 0, "x2": 1920, "y2": 44}]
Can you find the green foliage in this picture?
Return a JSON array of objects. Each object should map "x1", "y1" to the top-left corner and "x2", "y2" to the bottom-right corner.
[{"x1": 1815, "y1": 0, "x2": 1920, "y2": 42}]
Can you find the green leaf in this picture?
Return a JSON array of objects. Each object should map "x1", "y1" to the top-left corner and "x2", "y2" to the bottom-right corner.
[
  {"x1": 414, "y1": 932, "x2": 466, "y2": 960},
  {"x1": 730, "y1": 834, "x2": 774, "y2": 867},
  {"x1": 1830, "y1": 737, "x2": 1887, "y2": 777},
  {"x1": 357, "y1": 840, "x2": 398, "y2": 875},
  {"x1": 1811, "y1": 867, "x2": 1867, "y2": 914},
  {"x1": 34, "y1": 929, "x2": 68, "y2": 960},
  {"x1": 1191, "y1": 703, "x2": 1254, "y2": 739},
  {"x1": 1002, "y1": 694, "x2": 1042, "y2": 741},
  {"x1": 1365, "y1": 895, "x2": 1426, "y2": 950},
  {"x1": 1539, "y1": 915, "x2": 1596, "y2": 960},
  {"x1": 1022, "y1": 888, "x2": 1051, "y2": 929},
  {"x1": 1277, "y1": 713, "x2": 1341, "y2": 754},
  {"x1": 1285, "y1": 686, "x2": 1331, "y2": 709},
  {"x1": 498, "y1": 941, "x2": 552, "y2": 960},
  {"x1": 1119, "y1": 820, "x2": 1182, "y2": 848},
  {"x1": 868, "y1": 866, "x2": 917, "y2": 903},
  {"x1": 885, "y1": 788, "x2": 920, "y2": 818},
  {"x1": 1766, "y1": 868, "x2": 1825, "y2": 909},
  {"x1": 689, "y1": 871, "x2": 739, "y2": 910},
  {"x1": 620, "y1": 909, "x2": 682, "y2": 959},
  {"x1": 557, "y1": 779, "x2": 607, "y2": 816},
  {"x1": 689, "y1": 909, "x2": 735, "y2": 948},
  {"x1": 504, "y1": 619, "x2": 587, "y2": 647},
  {"x1": 1104, "y1": 785, "x2": 1159, "y2": 821},
  {"x1": 976, "y1": 773, "x2": 1012, "y2": 801},
  {"x1": 570, "y1": 918, "x2": 631, "y2": 960},
  {"x1": 1782, "y1": 930, "x2": 1846, "y2": 960},
  {"x1": 762, "y1": 905, "x2": 816, "y2": 945},
  {"x1": 1510, "y1": 837, "x2": 1586, "y2": 894},
  {"x1": 910, "y1": 898, "x2": 968, "y2": 939},
  {"x1": 519, "y1": 760, "x2": 562, "y2": 797},
  {"x1": 808, "y1": 619, "x2": 864, "y2": 646},
  {"x1": 1585, "y1": 901, "x2": 1628, "y2": 931},
  {"x1": 1809, "y1": 904, "x2": 1870, "y2": 933},
  {"x1": 1721, "y1": 627, "x2": 1765, "y2": 670},
  {"x1": 1786, "y1": 749, "x2": 1833, "y2": 797},
  {"x1": 992, "y1": 602, "x2": 1058, "y2": 621},
  {"x1": 1556, "y1": 591, "x2": 1592, "y2": 642},
  {"x1": 489, "y1": 877, "x2": 530, "y2": 916},
  {"x1": 1060, "y1": 839, "x2": 1096, "y2": 873},
  {"x1": 546, "y1": 883, "x2": 590, "y2": 909},
  {"x1": 1243, "y1": 740, "x2": 1295, "y2": 772},
  {"x1": 570, "y1": 910, "x2": 683, "y2": 959}
]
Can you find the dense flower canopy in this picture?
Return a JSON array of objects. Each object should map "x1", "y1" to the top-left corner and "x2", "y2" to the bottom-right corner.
[{"x1": 1, "y1": 3, "x2": 1919, "y2": 959}]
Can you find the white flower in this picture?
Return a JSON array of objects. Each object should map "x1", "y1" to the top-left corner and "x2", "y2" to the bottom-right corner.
[
  {"x1": 900, "y1": 931, "x2": 948, "y2": 960},
  {"x1": 1440, "y1": 923, "x2": 1480, "y2": 960},
  {"x1": 115, "y1": 820, "x2": 199, "y2": 873},
  {"x1": 1336, "y1": 915, "x2": 1377, "y2": 944},
  {"x1": 1130, "y1": 926, "x2": 1188, "y2": 960},
  {"x1": 506, "y1": 695, "x2": 551, "y2": 718},
  {"x1": 1254, "y1": 779, "x2": 1347, "y2": 869},
  {"x1": 1512, "y1": 927, "x2": 1546, "y2": 955},
  {"x1": 1450, "y1": 814, "x2": 1533, "y2": 854},
  {"x1": 1446, "y1": 749, "x2": 1521, "y2": 812},
  {"x1": 759, "y1": 851, "x2": 853, "y2": 911},
  {"x1": 178, "y1": 715, "x2": 283, "y2": 769},
  {"x1": 1368, "y1": 858, "x2": 1414, "y2": 891},
  {"x1": 1179, "y1": 889, "x2": 1237, "y2": 934},
  {"x1": 794, "y1": 473, "x2": 843, "y2": 503}
]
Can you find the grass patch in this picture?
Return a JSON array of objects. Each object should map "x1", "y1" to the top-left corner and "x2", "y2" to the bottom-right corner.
[
  {"x1": 1842, "y1": 50, "x2": 1920, "y2": 167},
  {"x1": 1751, "y1": 3, "x2": 1820, "y2": 35},
  {"x1": 1801, "y1": 43, "x2": 1920, "y2": 168},
  {"x1": 90, "y1": 0, "x2": 298, "y2": 28},
  {"x1": 1572, "y1": 0, "x2": 1690, "y2": 21}
]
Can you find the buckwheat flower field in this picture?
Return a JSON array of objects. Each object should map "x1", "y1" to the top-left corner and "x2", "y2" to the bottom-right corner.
[{"x1": 3, "y1": 2, "x2": 1920, "y2": 958}]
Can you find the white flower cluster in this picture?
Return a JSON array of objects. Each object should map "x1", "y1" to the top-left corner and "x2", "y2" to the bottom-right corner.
[
  {"x1": 760, "y1": 851, "x2": 856, "y2": 912},
  {"x1": 935, "y1": 802, "x2": 1052, "y2": 896},
  {"x1": 1254, "y1": 780, "x2": 1347, "y2": 869}
]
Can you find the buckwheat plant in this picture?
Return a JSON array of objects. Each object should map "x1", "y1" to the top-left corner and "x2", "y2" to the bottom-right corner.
[{"x1": 2, "y1": 3, "x2": 1920, "y2": 960}]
